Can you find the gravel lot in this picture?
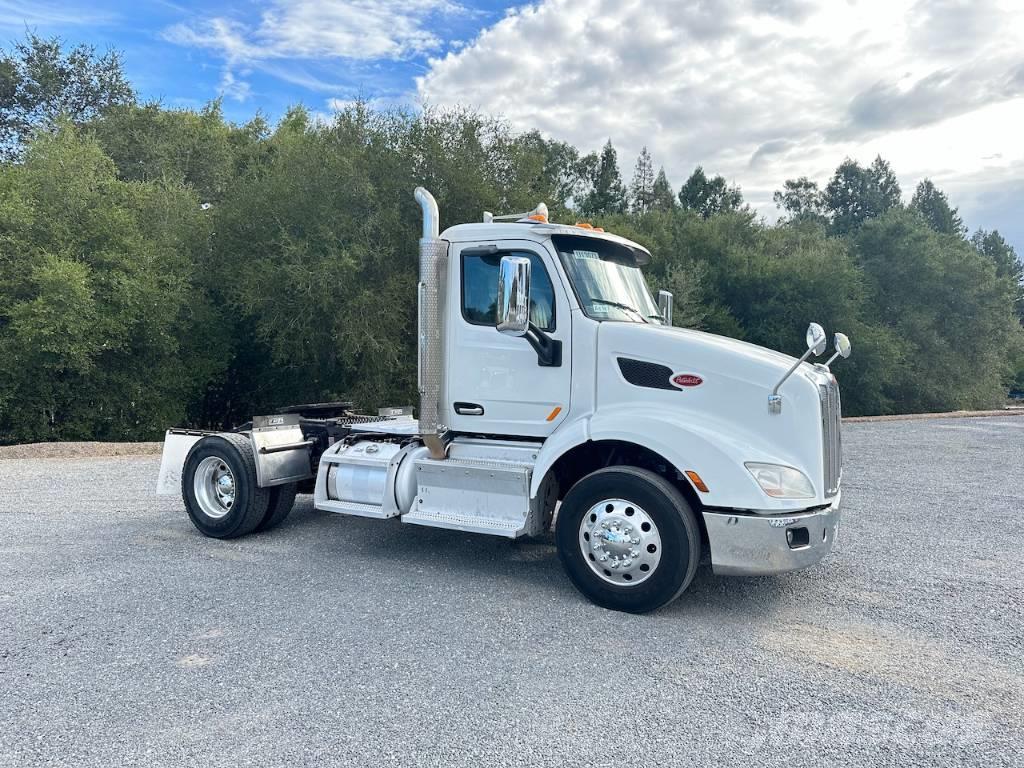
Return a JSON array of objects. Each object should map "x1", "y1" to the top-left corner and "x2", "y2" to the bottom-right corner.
[{"x1": 1, "y1": 417, "x2": 1022, "y2": 767}]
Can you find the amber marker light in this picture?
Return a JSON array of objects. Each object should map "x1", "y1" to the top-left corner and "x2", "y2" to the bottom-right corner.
[{"x1": 685, "y1": 470, "x2": 710, "y2": 493}]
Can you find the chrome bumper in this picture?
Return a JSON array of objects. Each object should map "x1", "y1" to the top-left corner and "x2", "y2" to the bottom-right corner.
[{"x1": 702, "y1": 494, "x2": 841, "y2": 576}]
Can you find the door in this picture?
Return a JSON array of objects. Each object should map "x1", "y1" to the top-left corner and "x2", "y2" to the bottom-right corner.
[{"x1": 446, "y1": 240, "x2": 571, "y2": 437}]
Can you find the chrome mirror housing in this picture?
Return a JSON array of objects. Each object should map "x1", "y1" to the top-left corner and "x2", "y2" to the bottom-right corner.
[
  {"x1": 497, "y1": 255, "x2": 531, "y2": 336},
  {"x1": 825, "y1": 332, "x2": 852, "y2": 366},
  {"x1": 806, "y1": 322, "x2": 827, "y2": 356},
  {"x1": 658, "y1": 290, "x2": 673, "y2": 326}
]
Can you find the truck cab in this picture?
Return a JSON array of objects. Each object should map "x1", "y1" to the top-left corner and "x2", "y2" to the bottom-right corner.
[{"x1": 158, "y1": 188, "x2": 848, "y2": 614}]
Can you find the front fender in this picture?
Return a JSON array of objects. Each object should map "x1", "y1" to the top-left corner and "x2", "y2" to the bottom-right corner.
[{"x1": 533, "y1": 405, "x2": 824, "y2": 512}]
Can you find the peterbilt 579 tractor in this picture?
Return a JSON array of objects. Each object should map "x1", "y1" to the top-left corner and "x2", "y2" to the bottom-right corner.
[{"x1": 157, "y1": 188, "x2": 851, "y2": 613}]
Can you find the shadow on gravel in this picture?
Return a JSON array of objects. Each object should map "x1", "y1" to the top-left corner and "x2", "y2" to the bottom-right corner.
[{"x1": 162, "y1": 494, "x2": 800, "y2": 619}]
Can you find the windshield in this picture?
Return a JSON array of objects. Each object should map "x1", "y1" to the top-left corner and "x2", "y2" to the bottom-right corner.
[{"x1": 552, "y1": 234, "x2": 662, "y2": 324}]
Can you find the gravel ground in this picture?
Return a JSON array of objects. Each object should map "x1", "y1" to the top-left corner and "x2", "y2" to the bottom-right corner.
[{"x1": 1, "y1": 417, "x2": 1022, "y2": 767}]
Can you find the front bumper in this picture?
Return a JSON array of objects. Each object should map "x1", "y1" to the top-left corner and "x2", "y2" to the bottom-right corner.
[{"x1": 702, "y1": 493, "x2": 841, "y2": 576}]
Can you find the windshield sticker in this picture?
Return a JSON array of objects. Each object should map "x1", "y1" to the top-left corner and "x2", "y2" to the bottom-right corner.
[{"x1": 573, "y1": 249, "x2": 599, "y2": 260}]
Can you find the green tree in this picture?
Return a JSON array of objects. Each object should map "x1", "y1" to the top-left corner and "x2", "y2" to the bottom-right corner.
[
  {"x1": 650, "y1": 167, "x2": 675, "y2": 212},
  {"x1": 0, "y1": 123, "x2": 224, "y2": 442},
  {"x1": 910, "y1": 179, "x2": 965, "y2": 237},
  {"x1": 851, "y1": 211, "x2": 1022, "y2": 411},
  {"x1": 579, "y1": 139, "x2": 627, "y2": 217},
  {"x1": 91, "y1": 100, "x2": 263, "y2": 203},
  {"x1": 824, "y1": 156, "x2": 902, "y2": 235},
  {"x1": 678, "y1": 166, "x2": 743, "y2": 219},
  {"x1": 629, "y1": 146, "x2": 655, "y2": 215},
  {"x1": 773, "y1": 176, "x2": 826, "y2": 223},
  {"x1": 0, "y1": 33, "x2": 134, "y2": 160},
  {"x1": 972, "y1": 228, "x2": 1023, "y2": 321}
]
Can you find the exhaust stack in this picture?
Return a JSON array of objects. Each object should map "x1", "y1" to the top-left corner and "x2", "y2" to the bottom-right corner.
[{"x1": 414, "y1": 187, "x2": 448, "y2": 459}]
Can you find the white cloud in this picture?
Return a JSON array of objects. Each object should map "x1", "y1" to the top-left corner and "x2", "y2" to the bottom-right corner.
[
  {"x1": 0, "y1": 0, "x2": 115, "y2": 27},
  {"x1": 418, "y1": 0, "x2": 1024, "y2": 230},
  {"x1": 165, "y1": 0, "x2": 463, "y2": 102}
]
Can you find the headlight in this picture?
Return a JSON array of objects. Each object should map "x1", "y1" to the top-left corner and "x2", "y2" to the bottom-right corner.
[{"x1": 745, "y1": 462, "x2": 815, "y2": 499}]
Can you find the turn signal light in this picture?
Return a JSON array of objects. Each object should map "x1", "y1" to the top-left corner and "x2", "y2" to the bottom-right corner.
[{"x1": 685, "y1": 470, "x2": 709, "y2": 493}]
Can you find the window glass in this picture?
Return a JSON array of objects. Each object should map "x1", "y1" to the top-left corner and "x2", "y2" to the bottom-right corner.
[
  {"x1": 553, "y1": 234, "x2": 661, "y2": 324},
  {"x1": 462, "y1": 250, "x2": 555, "y2": 331}
]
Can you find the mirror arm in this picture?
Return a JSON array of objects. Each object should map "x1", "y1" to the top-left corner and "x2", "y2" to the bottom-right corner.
[
  {"x1": 524, "y1": 323, "x2": 562, "y2": 367},
  {"x1": 768, "y1": 347, "x2": 815, "y2": 414}
]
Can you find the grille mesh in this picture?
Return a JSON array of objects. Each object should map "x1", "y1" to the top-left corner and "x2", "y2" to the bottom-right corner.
[
  {"x1": 617, "y1": 358, "x2": 675, "y2": 390},
  {"x1": 819, "y1": 381, "x2": 842, "y2": 497}
]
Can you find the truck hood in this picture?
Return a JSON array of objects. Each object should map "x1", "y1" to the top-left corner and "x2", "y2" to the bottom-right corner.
[
  {"x1": 601, "y1": 322, "x2": 812, "y2": 385},
  {"x1": 593, "y1": 320, "x2": 833, "y2": 508}
]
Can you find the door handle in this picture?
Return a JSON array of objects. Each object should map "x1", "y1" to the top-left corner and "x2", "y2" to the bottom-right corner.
[{"x1": 454, "y1": 402, "x2": 484, "y2": 416}]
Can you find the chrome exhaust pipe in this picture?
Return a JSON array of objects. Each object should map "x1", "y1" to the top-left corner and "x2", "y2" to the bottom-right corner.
[
  {"x1": 414, "y1": 187, "x2": 447, "y2": 459},
  {"x1": 415, "y1": 186, "x2": 439, "y2": 240}
]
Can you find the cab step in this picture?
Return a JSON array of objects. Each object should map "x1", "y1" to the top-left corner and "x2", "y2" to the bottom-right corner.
[{"x1": 403, "y1": 449, "x2": 539, "y2": 538}]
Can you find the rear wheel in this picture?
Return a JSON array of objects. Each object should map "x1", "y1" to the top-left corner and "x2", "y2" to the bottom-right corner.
[
  {"x1": 182, "y1": 433, "x2": 269, "y2": 539},
  {"x1": 256, "y1": 483, "x2": 297, "y2": 532},
  {"x1": 555, "y1": 466, "x2": 701, "y2": 613}
]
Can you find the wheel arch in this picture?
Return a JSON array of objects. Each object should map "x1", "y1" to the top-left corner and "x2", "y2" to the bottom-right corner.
[{"x1": 532, "y1": 407, "x2": 794, "y2": 513}]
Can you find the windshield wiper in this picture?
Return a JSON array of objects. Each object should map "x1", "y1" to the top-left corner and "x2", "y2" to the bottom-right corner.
[{"x1": 590, "y1": 298, "x2": 649, "y2": 323}]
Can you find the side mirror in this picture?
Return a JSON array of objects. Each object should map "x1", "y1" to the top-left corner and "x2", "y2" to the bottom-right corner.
[
  {"x1": 658, "y1": 290, "x2": 673, "y2": 326},
  {"x1": 497, "y1": 255, "x2": 531, "y2": 336},
  {"x1": 825, "y1": 332, "x2": 852, "y2": 366},
  {"x1": 806, "y1": 322, "x2": 827, "y2": 356}
]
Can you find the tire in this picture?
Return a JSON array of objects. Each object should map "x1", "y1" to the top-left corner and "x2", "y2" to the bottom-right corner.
[
  {"x1": 256, "y1": 483, "x2": 298, "y2": 532},
  {"x1": 555, "y1": 466, "x2": 701, "y2": 614},
  {"x1": 182, "y1": 433, "x2": 270, "y2": 539}
]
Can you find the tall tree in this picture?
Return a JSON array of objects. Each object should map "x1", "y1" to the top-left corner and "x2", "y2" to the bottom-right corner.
[
  {"x1": 972, "y1": 229, "x2": 1024, "y2": 321},
  {"x1": 824, "y1": 155, "x2": 902, "y2": 235},
  {"x1": 678, "y1": 166, "x2": 743, "y2": 219},
  {"x1": 579, "y1": 139, "x2": 627, "y2": 217},
  {"x1": 773, "y1": 176, "x2": 826, "y2": 222},
  {"x1": 853, "y1": 211, "x2": 1021, "y2": 411},
  {"x1": 0, "y1": 123, "x2": 224, "y2": 442},
  {"x1": 910, "y1": 179, "x2": 965, "y2": 237},
  {"x1": 629, "y1": 146, "x2": 655, "y2": 215},
  {"x1": 650, "y1": 167, "x2": 676, "y2": 212},
  {"x1": 0, "y1": 33, "x2": 134, "y2": 160}
]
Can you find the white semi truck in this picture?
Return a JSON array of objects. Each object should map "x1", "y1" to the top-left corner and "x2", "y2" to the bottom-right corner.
[{"x1": 157, "y1": 188, "x2": 850, "y2": 613}]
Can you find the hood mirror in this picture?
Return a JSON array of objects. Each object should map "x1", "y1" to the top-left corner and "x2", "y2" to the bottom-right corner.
[
  {"x1": 806, "y1": 322, "x2": 827, "y2": 356},
  {"x1": 825, "y1": 332, "x2": 852, "y2": 366},
  {"x1": 769, "y1": 320, "x2": 828, "y2": 414}
]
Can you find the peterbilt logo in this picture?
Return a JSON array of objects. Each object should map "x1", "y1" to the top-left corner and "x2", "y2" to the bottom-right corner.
[{"x1": 670, "y1": 373, "x2": 703, "y2": 388}]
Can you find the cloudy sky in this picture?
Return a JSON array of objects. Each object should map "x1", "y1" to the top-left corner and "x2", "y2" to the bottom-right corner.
[{"x1": 5, "y1": 0, "x2": 1024, "y2": 250}]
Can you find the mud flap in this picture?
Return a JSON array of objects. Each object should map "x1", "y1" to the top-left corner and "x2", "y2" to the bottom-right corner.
[{"x1": 155, "y1": 430, "x2": 206, "y2": 495}]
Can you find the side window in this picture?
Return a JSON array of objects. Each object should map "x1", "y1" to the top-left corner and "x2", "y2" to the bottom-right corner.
[{"x1": 461, "y1": 250, "x2": 555, "y2": 331}]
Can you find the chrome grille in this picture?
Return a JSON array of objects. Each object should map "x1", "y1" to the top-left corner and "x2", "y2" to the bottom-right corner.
[{"x1": 819, "y1": 381, "x2": 842, "y2": 497}]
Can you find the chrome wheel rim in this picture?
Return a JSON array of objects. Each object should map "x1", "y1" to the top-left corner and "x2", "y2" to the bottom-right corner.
[
  {"x1": 579, "y1": 498, "x2": 662, "y2": 586},
  {"x1": 193, "y1": 456, "x2": 235, "y2": 519}
]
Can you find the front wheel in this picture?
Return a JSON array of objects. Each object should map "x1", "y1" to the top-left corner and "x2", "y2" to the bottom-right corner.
[{"x1": 555, "y1": 466, "x2": 701, "y2": 614}]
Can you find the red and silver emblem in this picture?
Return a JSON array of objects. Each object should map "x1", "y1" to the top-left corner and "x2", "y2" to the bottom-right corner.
[{"x1": 670, "y1": 373, "x2": 703, "y2": 388}]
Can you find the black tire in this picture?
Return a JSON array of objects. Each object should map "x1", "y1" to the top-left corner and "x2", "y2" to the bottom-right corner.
[
  {"x1": 555, "y1": 466, "x2": 701, "y2": 614},
  {"x1": 182, "y1": 433, "x2": 270, "y2": 539},
  {"x1": 256, "y1": 483, "x2": 298, "y2": 532}
]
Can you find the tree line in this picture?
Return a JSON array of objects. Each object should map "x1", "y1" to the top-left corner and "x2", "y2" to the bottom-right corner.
[{"x1": 1, "y1": 34, "x2": 1022, "y2": 443}]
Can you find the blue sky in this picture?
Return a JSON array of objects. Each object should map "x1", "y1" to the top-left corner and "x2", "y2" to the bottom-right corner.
[
  {"x1": 4, "y1": 1, "x2": 1024, "y2": 255},
  {"x1": 0, "y1": 0, "x2": 513, "y2": 122}
]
